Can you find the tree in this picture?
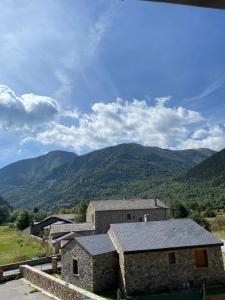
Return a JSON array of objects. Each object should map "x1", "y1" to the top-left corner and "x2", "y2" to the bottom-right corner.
[
  {"x1": 33, "y1": 207, "x2": 39, "y2": 214},
  {"x1": 75, "y1": 199, "x2": 88, "y2": 222},
  {"x1": 0, "y1": 205, "x2": 10, "y2": 224},
  {"x1": 16, "y1": 210, "x2": 32, "y2": 230},
  {"x1": 172, "y1": 201, "x2": 189, "y2": 218}
]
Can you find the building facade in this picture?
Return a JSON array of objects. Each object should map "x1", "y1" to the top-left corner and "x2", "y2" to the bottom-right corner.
[
  {"x1": 86, "y1": 199, "x2": 169, "y2": 233},
  {"x1": 62, "y1": 219, "x2": 225, "y2": 296}
]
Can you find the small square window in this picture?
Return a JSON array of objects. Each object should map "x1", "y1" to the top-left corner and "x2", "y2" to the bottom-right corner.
[
  {"x1": 195, "y1": 249, "x2": 208, "y2": 268},
  {"x1": 127, "y1": 213, "x2": 131, "y2": 220},
  {"x1": 168, "y1": 252, "x2": 176, "y2": 264},
  {"x1": 139, "y1": 216, "x2": 143, "y2": 222},
  {"x1": 73, "y1": 258, "x2": 78, "y2": 275}
]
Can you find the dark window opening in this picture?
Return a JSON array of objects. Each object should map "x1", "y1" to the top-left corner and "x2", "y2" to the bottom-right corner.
[
  {"x1": 168, "y1": 252, "x2": 176, "y2": 264},
  {"x1": 127, "y1": 213, "x2": 131, "y2": 220},
  {"x1": 73, "y1": 258, "x2": 78, "y2": 275},
  {"x1": 195, "y1": 249, "x2": 208, "y2": 268},
  {"x1": 139, "y1": 216, "x2": 143, "y2": 222}
]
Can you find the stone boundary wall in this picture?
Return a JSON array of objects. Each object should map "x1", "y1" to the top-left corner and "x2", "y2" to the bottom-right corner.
[
  {"x1": 1, "y1": 255, "x2": 61, "y2": 272},
  {"x1": 20, "y1": 265, "x2": 107, "y2": 300}
]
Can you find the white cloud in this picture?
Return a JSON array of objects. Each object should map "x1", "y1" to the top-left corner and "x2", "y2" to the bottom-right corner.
[
  {"x1": 184, "y1": 79, "x2": 225, "y2": 102},
  {"x1": 192, "y1": 128, "x2": 208, "y2": 139},
  {"x1": 26, "y1": 98, "x2": 203, "y2": 152},
  {"x1": 2, "y1": 84, "x2": 225, "y2": 153},
  {"x1": 182, "y1": 125, "x2": 225, "y2": 150},
  {"x1": 0, "y1": 85, "x2": 59, "y2": 130}
]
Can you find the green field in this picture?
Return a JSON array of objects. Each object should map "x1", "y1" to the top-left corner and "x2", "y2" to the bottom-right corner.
[{"x1": 0, "y1": 226, "x2": 47, "y2": 265}]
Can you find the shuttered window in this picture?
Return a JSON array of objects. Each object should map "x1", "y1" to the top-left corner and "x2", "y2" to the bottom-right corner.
[{"x1": 195, "y1": 249, "x2": 208, "y2": 268}]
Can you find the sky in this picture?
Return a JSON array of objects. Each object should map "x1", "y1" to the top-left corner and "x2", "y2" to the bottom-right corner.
[{"x1": 0, "y1": 0, "x2": 225, "y2": 167}]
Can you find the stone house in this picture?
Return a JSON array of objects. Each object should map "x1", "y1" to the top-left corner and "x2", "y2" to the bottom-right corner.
[
  {"x1": 61, "y1": 219, "x2": 225, "y2": 296},
  {"x1": 62, "y1": 234, "x2": 118, "y2": 292},
  {"x1": 50, "y1": 198, "x2": 169, "y2": 253},
  {"x1": 86, "y1": 198, "x2": 169, "y2": 233},
  {"x1": 50, "y1": 223, "x2": 95, "y2": 254}
]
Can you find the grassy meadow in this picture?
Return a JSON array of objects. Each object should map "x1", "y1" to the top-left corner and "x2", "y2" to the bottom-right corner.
[{"x1": 0, "y1": 225, "x2": 47, "y2": 265}]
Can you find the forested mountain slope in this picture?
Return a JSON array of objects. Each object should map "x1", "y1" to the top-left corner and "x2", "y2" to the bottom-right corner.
[
  {"x1": 148, "y1": 149, "x2": 225, "y2": 211},
  {"x1": 0, "y1": 143, "x2": 214, "y2": 210}
]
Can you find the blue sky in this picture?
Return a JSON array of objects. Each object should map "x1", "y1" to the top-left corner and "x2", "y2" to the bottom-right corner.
[{"x1": 0, "y1": 0, "x2": 225, "y2": 167}]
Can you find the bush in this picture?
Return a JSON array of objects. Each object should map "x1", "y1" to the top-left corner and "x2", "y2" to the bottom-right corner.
[
  {"x1": 171, "y1": 201, "x2": 189, "y2": 218},
  {"x1": 16, "y1": 210, "x2": 32, "y2": 231},
  {"x1": 75, "y1": 200, "x2": 88, "y2": 222}
]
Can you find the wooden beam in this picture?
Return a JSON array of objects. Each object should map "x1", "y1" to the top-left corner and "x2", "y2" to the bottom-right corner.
[{"x1": 142, "y1": 0, "x2": 225, "y2": 10}]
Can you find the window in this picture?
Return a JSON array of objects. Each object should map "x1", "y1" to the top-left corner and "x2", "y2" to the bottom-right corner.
[
  {"x1": 127, "y1": 213, "x2": 131, "y2": 220},
  {"x1": 195, "y1": 249, "x2": 208, "y2": 268},
  {"x1": 73, "y1": 258, "x2": 78, "y2": 275},
  {"x1": 168, "y1": 252, "x2": 176, "y2": 264},
  {"x1": 139, "y1": 216, "x2": 143, "y2": 222}
]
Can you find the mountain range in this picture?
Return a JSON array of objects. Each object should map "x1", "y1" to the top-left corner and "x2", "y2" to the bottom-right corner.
[{"x1": 0, "y1": 143, "x2": 216, "y2": 210}]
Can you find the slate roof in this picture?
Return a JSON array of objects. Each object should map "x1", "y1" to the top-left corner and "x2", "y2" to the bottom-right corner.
[
  {"x1": 52, "y1": 214, "x2": 75, "y2": 221},
  {"x1": 110, "y1": 219, "x2": 223, "y2": 252},
  {"x1": 50, "y1": 222, "x2": 95, "y2": 235},
  {"x1": 75, "y1": 234, "x2": 116, "y2": 256},
  {"x1": 52, "y1": 232, "x2": 76, "y2": 245},
  {"x1": 89, "y1": 199, "x2": 168, "y2": 211}
]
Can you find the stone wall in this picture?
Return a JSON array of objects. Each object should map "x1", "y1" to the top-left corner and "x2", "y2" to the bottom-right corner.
[
  {"x1": 93, "y1": 252, "x2": 119, "y2": 292},
  {"x1": 20, "y1": 265, "x2": 106, "y2": 300},
  {"x1": 94, "y1": 208, "x2": 168, "y2": 233},
  {"x1": 61, "y1": 239, "x2": 94, "y2": 291},
  {"x1": 121, "y1": 246, "x2": 225, "y2": 295}
]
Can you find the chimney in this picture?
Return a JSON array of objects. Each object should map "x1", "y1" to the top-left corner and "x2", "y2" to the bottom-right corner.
[
  {"x1": 154, "y1": 198, "x2": 158, "y2": 207},
  {"x1": 144, "y1": 214, "x2": 150, "y2": 222}
]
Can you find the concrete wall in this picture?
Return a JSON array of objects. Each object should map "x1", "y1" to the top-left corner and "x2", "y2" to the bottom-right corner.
[
  {"x1": 121, "y1": 246, "x2": 225, "y2": 295},
  {"x1": 20, "y1": 265, "x2": 107, "y2": 300},
  {"x1": 87, "y1": 207, "x2": 168, "y2": 234},
  {"x1": 61, "y1": 239, "x2": 119, "y2": 293}
]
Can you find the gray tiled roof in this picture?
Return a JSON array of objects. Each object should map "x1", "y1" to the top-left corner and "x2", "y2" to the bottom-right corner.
[
  {"x1": 76, "y1": 234, "x2": 116, "y2": 256},
  {"x1": 110, "y1": 219, "x2": 223, "y2": 252},
  {"x1": 51, "y1": 214, "x2": 75, "y2": 220},
  {"x1": 52, "y1": 232, "x2": 76, "y2": 244},
  {"x1": 90, "y1": 199, "x2": 168, "y2": 211},
  {"x1": 50, "y1": 222, "x2": 95, "y2": 235}
]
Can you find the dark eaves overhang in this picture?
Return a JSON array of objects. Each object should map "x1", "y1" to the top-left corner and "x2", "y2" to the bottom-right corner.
[{"x1": 141, "y1": 0, "x2": 225, "y2": 10}]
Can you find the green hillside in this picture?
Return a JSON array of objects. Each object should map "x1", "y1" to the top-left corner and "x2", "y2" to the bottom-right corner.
[
  {"x1": 0, "y1": 195, "x2": 11, "y2": 224},
  {"x1": 0, "y1": 143, "x2": 214, "y2": 210},
  {"x1": 148, "y1": 149, "x2": 225, "y2": 212},
  {"x1": 0, "y1": 150, "x2": 77, "y2": 186}
]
